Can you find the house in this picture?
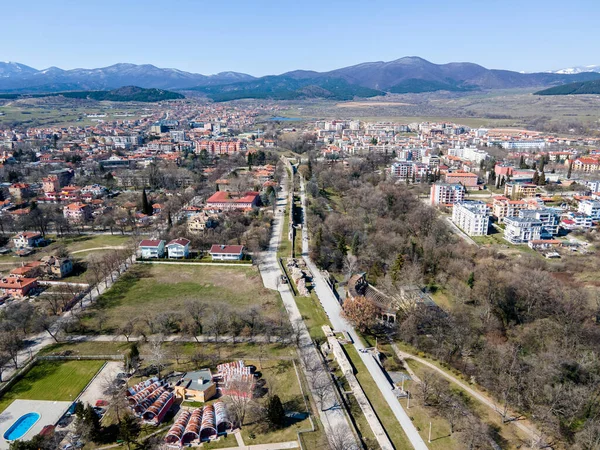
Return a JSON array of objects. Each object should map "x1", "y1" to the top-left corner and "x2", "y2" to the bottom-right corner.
[
  {"x1": 0, "y1": 277, "x2": 38, "y2": 297},
  {"x1": 561, "y1": 212, "x2": 593, "y2": 229},
  {"x1": 444, "y1": 172, "x2": 479, "y2": 187},
  {"x1": 12, "y1": 232, "x2": 44, "y2": 249},
  {"x1": 10, "y1": 263, "x2": 42, "y2": 279},
  {"x1": 139, "y1": 239, "x2": 166, "y2": 258},
  {"x1": 504, "y1": 182, "x2": 537, "y2": 199},
  {"x1": 63, "y1": 202, "x2": 92, "y2": 223},
  {"x1": 528, "y1": 240, "x2": 562, "y2": 250},
  {"x1": 41, "y1": 255, "x2": 73, "y2": 278},
  {"x1": 209, "y1": 244, "x2": 244, "y2": 261},
  {"x1": 166, "y1": 238, "x2": 190, "y2": 259},
  {"x1": 205, "y1": 191, "x2": 260, "y2": 211},
  {"x1": 8, "y1": 183, "x2": 32, "y2": 201},
  {"x1": 173, "y1": 369, "x2": 216, "y2": 403},
  {"x1": 578, "y1": 200, "x2": 600, "y2": 220},
  {"x1": 451, "y1": 201, "x2": 489, "y2": 236}
]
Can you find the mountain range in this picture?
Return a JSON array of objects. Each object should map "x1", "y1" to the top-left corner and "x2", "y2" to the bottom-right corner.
[
  {"x1": 2, "y1": 57, "x2": 600, "y2": 101},
  {"x1": 550, "y1": 65, "x2": 600, "y2": 75}
]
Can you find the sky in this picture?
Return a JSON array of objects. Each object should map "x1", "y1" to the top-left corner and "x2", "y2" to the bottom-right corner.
[{"x1": 3, "y1": 0, "x2": 599, "y2": 76}]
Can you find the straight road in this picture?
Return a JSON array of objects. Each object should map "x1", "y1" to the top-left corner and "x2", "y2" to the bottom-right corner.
[
  {"x1": 299, "y1": 177, "x2": 429, "y2": 450},
  {"x1": 258, "y1": 166, "x2": 360, "y2": 450}
]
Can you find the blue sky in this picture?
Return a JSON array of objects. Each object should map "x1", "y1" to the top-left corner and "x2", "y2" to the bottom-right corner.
[{"x1": 3, "y1": 0, "x2": 599, "y2": 75}]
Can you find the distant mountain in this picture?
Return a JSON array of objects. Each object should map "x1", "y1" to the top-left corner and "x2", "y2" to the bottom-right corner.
[
  {"x1": 0, "y1": 63, "x2": 255, "y2": 92},
  {"x1": 2, "y1": 57, "x2": 600, "y2": 100},
  {"x1": 190, "y1": 76, "x2": 383, "y2": 101},
  {"x1": 0, "y1": 86, "x2": 184, "y2": 102},
  {"x1": 550, "y1": 65, "x2": 600, "y2": 75},
  {"x1": 534, "y1": 79, "x2": 600, "y2": 96}
]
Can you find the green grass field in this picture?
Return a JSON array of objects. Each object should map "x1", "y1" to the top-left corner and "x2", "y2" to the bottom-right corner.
[
  {"x1": 84, "y1": 263, "x2": 283, "y2": 333},
  {"x1": 0, "y1": 360, "x2": 104, "y2": 412}
]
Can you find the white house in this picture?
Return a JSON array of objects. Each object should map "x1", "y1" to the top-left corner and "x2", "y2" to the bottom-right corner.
[
  {"x1": 578, "y1": 200, "x2": 600, "y2": 220},
  {"x1": 209, "y1": 244, "x2": 244, "y2": 261},
  {"x1": 166, "y1": 238, "x2": 191, "y2": 259},
  {"x1": 13, "y1": 232, "x2": 45, "y2": 249},
  {"x1": 139, "y1": 239, "x2": 165, "y2": 259}
]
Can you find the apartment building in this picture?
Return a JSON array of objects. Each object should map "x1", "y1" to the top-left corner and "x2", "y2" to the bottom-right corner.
[
  {"x1": 452, "y1": 201, "x2": 490, "y2": 236},
  {"x1": 578, "y1": 200, "x2": 600, "y2": 220},
  {"x1": 519, "y1": 208, "x2": 561, "y2": 237},
  {"x1": 504, "y1": 182, "x2": 537, "y2": 199},
  {"x1": 504, "y1": 217, "x2": 542, "y2": 244},
  {"x1": 445, "y1": 172, "x2": 479, "y2": 187},
  {"x1": 430, "y1": 183, "x2": 465, "y2": 206}
]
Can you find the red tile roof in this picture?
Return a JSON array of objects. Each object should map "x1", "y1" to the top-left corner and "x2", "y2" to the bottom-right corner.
[
  {"x1": 139, "y1": 239, "x2": 163, "y2": 247},
  {"x1": 167, "y1": 238, "x2": 191, "y2": 247}
]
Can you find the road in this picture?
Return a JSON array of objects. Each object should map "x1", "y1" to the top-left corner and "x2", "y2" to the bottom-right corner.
[
  {"x1": 299, "y1": 177, "x2": 429, "y2": 450},
  {"x1": 258, "y1": 166, "x2": 360, "y2": 450}
]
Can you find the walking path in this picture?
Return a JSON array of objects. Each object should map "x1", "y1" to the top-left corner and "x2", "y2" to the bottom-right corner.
[
  {"x1": 391, "y1": 344, "x2": 540, "y2": 442},
  {"x1": 71, "y1": 245, "x2": 126, "y2": 254},
  {"x1": 299, "y1": 177, "x2": 428, "y2": 450},
  {"x1": 258, "y1": 166, "x2": 360, "y2": 450}
]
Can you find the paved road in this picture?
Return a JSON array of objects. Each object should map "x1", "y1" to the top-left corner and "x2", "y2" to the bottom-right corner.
[
  {"x1": 258, "y1": 166, "x2": 360, "y2": 450},
  {"x1": 299, "y1": 178, "x2": 429, "y2": 450}
]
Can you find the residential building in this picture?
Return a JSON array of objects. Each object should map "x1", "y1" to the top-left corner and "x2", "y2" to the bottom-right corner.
[
  {"x1": 444, "y1": 172, "x2": 479, "y2": 187},
  {"x1": 63, "y1": 202, "x2": 92, "y2": 223},
  {"x1": 8, "y1": 183, "x2": 31, "y2": 200},
  {"x1": 561, "y1": 212, "x2": 594, "y2": 229},
  {"x1": 451, "y1": 201, "x2": 490, "y2": 236},
  {"x1": 573, "y1": 157, "x2": 600, "y2": 173},
  {"x1": 578, "y1": 200, "x2": 600, "y2": 220},
  {"x1": 40, "y1": 256, "x2": 73, "y2": 278},
  {"x1": 166, "y1": 238, "x2": 190, "y2": 259},
  {"x1": 430, "y1": 183, "x2": 465, "y2": 206},
  {"x1": 504, "y1": 217, "x2": 543, "y2": 244},
  {"x1": 139, "y1": 239, "x2": 166, "y2": 258},
  {"x1": 0, "y1": 277, "x2": 38, "y2": 297},
  {"x1": 519, "y1": 208, "x2": 561, "y2": 237},
  {"x1": 209, "y1": 244, "x2": 244, "y2": 261},
  {"x1": 528, "y1": 239, "x2": 562, "y2": 251},
  {"x1": 504, "y1": 182, "x2": 537, "y2": 199},
  {"x1": 205, "y1": 192, "x2": 260, "y2": 211},
  {"x1": 492, "y1": 197, "x2": 527, "y2": 222},
  {"x1": 42, "y1": 175, "x2": 60, "y2": 193},
  {"x1": 12, "y1": 232, "x2": 44, "y2": 248},
  {"x1": 584, "y1": 180, "x2": 600, "y2": 193},
  {"x1": 188, "y1": 213, "x2": 215, "y2": 234}
]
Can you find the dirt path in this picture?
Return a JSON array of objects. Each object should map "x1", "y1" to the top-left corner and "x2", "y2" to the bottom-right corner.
[{"x1": 71, "y1": 245, "x2": 126, "y2": 254}]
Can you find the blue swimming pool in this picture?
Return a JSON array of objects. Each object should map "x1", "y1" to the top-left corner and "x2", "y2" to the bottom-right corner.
[{"x1": 3, "y1": 412, "x2": 40, "y2": 441}]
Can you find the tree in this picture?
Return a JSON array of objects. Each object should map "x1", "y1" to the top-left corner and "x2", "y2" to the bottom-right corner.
[
  {"x1": 118, "y1": 414, "x2": 141, "y2": 450},
  {"x1": 341, "y1": 296, "x2": 380, "y2": 333},
  {"x1": 141, "y1": 188, "x2": 152, "y2": 216},
  {"x1": 0, "y1": 332, "x2": 23, "y2": 370},
  {"x1": 538, "y1": 171, "x2": 546, "y2": 186},
  {"x1": 467, "y1": 272, "x2": 475, "y2": 290},
  {"x1": 265, "y1": 394, "x2": 286, "y2": 429},
  {"x1": 223, "y1": 377, "x2": 255, "y2": 428},
  {"x1": 124, "y1": 342, "x2": 140, "y2": 373},
  {"x1": 532, "y1": 171, "x2": 539, "y2": 185},
  {"x1": 567, "y1": 161, "x2": 573, "y2": 179},
  {"x1": 390, "y1": 253, "x2": 405, "y2": 284}
]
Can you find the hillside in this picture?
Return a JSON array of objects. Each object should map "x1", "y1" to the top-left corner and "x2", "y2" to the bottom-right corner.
[
  {"x1": 534, "y1": 79, "x2": 600, "y2": 95},
  {"x1": 0, "y1": 86, "x2": 184, "y2": 102},
  {"x1": 190, "y1": 76, "x2": 383, "y2": 101}
]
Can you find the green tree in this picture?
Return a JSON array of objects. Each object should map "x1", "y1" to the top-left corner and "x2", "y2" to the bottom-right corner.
[
  {"x1": 538, "y1": 171, "x2": 546, "y2": 186},
  {"x1": 390, "y1": 253, "x2": 404, "y2": 284},
  {"x1": 266, "y1": 394, "x2": 286, "y2": 429},
  {"x1": 141, "y1": 188, "x2": 152, "y2": 216},
  {"x1": 567, "y1": 161, "x2": 573, "y2": 179},
  {"x1": 467, "y1": 272, "x2": 475, "y2": 290},
  {"x1": 351, "y1": 233, "x2": 360, "y2": 256},
  {"x1": 336, "y1": 234, "x2": 347, "y2": 257},
  {"x1": 247, "y1": 152, "x2": 254, "y2": 169},
  {"x1": 532, "y1": 171, "x2": 539, "y2": 185},
  {"x1": 118, "y1": 414, "x2": 141, "y2": 450}
]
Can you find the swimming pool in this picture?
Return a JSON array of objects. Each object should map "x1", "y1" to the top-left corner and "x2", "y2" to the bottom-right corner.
[{"x1": 3, "y1": 412, "x2": 40, "y2": 441}]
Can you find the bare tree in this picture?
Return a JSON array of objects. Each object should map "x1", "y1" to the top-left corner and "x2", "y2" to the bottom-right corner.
[
  {"x1": 0, "y1": 332, "x2": 24, "y2": 369},
  {"x1": 223, "y1": 378, "x2": 255, "y2": 428}
]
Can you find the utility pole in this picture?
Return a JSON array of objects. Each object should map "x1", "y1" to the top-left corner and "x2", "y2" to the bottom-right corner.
[{"x1": 428, "y1": 422, "x2": 432, "y2": 443}]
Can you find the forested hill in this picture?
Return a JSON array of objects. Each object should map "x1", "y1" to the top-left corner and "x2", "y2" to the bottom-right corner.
[
  {"x1": 0, "y1": 86, "x2": 184, "y2": 102},
  {"x1": 534, "y1": 79, "x2": 600, "y2": 95}
]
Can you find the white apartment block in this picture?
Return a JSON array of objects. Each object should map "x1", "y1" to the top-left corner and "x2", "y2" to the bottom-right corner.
[
  {"x1": 519, "y1": 208, "x2": 561, "y2": 236},
  {"x1": 578, "y1": 200, "x2": 600, "y2": 220},
  {"x1": 452, "y1": 201, "x2": 490, "y2": 236},
  {"x1": 448, "y1": 146, "x2": 489, "y2": 164},
  {"x1": 504, "y1": 217, "x2": 542, "y2": 244},
  {"x1": 430, "y1": 183, "x2": 465, "y2": 206}
]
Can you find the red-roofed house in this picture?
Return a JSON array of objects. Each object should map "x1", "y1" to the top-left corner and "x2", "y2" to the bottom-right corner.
[
  {"x1": 166, "y1": 238, "x2": 191, "y2": 259},
  {"x1": 139, "y1": 239, "x2": 165, "y2": 258},
  {"x1": 205, "y1": 192, "x2": 260, "y2": 212},
  {"x1": 209, "y1": 244, "x2": 244, "y2": 261},
  {"x1": 63, "y1": 202, "x2": 92, "y2": 223},
  {"x1": 0, "y1": 277, "x2": 38, "y2": 297},
  {"x1": 12, "y1": 232, "x2": 44, "y2": 249},
  {"x1": 444, "y1": 172, "x2": 479, "y2": 187}
]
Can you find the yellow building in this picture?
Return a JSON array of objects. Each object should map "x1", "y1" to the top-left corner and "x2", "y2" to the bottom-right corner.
[{"x1": 173, "y1": 369, "x2": 217, "y2": 403}]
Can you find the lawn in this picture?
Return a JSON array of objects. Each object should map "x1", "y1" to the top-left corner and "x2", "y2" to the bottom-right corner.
[
  {"x1": 59, "y1": 234, "x2": 133, "y2": 253},
  {"x1": 294, "y1": 293, "x2": 331, "y2": 341},
  {"x1": 0, "y1": 360, "x2": 104, "y2": 412},
  {"x1": 240, "y1": 359, "x2": 309, "y2": 446},
  {"x1": 84, "y1": 263, "x2": 283, "y2": 333},
  {"x1": 343, "y1": 344, "x2": 413, "y2": 450}
]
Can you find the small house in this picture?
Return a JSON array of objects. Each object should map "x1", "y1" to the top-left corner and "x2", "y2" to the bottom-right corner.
[
  {"x1": 209, "y1": 244, "x2": 244, "y2": 261},
  {"x1": 12, "y1": 232, "x2": 44, "y2": 249},
  {"x1": 173, "y1": 369, "x2": 216, "y2": 403},
  {"x1": 139, "y1": 239, "x2": 166, "y2": 259},
  {"x1": 166, "y1": 238, "x2": 191, "y2": 259},
  {"x1": 0, "y1": 277, "x2": 38, "y2": 297}
]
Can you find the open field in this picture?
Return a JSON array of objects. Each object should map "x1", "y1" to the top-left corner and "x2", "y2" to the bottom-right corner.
[
  {"x1": 0, "y1": 360, "x2": 104, "y2": 413},
  {"x1": 82, "y1": 263, "x2": 284, "y2": 333}
]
